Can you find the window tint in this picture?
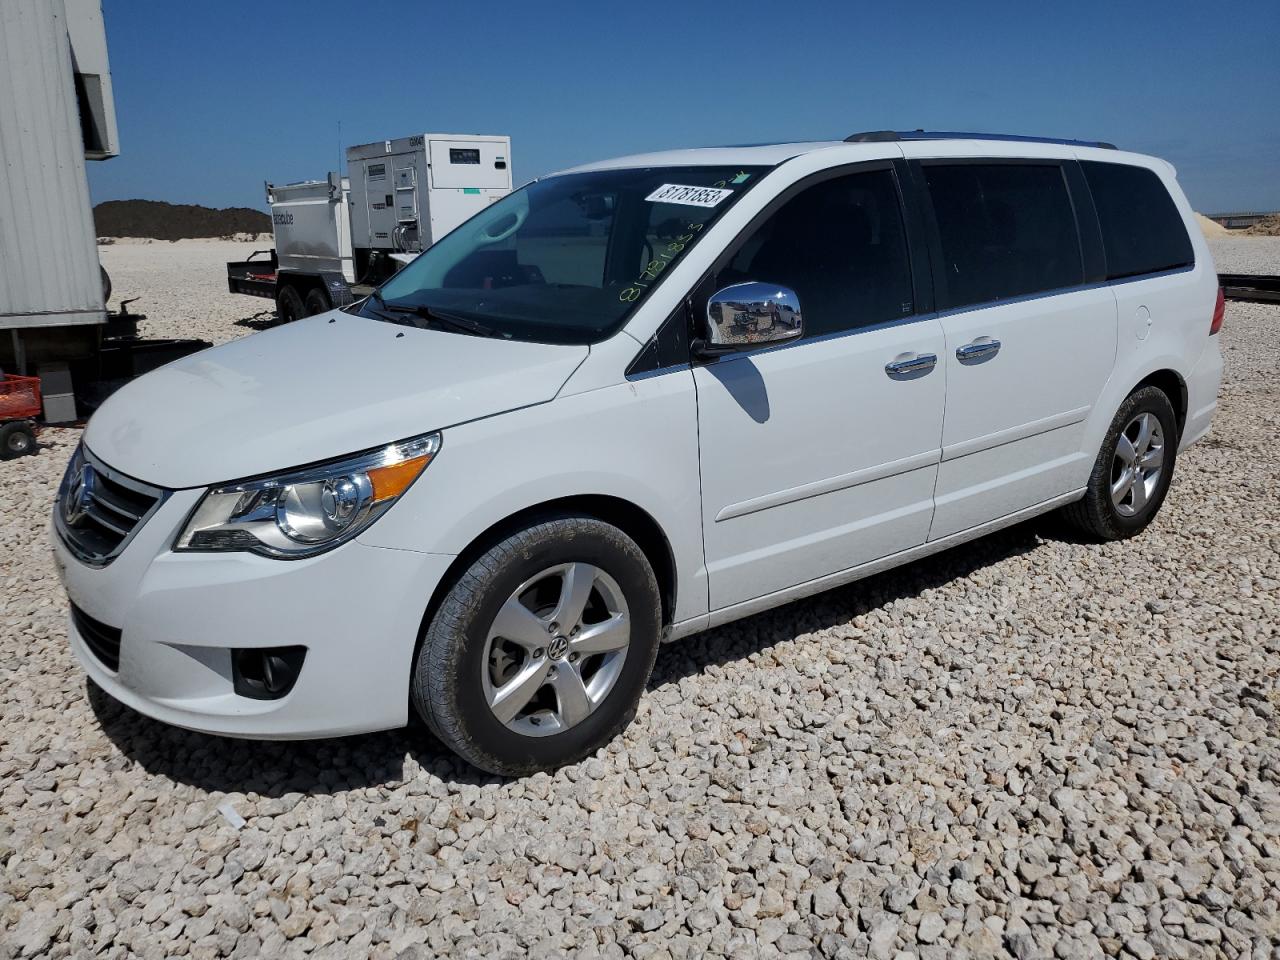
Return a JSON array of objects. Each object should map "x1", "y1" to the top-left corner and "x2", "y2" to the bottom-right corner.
[
  {"x1": 720, "y1": 169, "x2": 915, "y2": 337},
  {"x1": 924, "y1": 163, "x2": 1084, "y2": 309},
  {"x1": 1081, "y1": 161, "x2": 1194, "y2": 280}
]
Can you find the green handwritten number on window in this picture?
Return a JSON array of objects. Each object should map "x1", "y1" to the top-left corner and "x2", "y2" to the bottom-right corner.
[{"x1": 618, "y1": 221, "x2": 708, "y2": 303}]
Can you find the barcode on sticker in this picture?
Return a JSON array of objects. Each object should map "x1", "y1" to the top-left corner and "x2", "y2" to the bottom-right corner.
[{"x1": 645, "y1": 184, "x2": 733, "y2": 208}]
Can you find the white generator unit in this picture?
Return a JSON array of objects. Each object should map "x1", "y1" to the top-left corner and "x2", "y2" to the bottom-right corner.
[{"x1": 346, "y1": 133, "x2": 512, "y2": 274}]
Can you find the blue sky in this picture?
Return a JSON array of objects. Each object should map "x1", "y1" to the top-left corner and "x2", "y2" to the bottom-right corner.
[{"x1": 88, "y1": 0, "x2": 1279, "y2": 214}]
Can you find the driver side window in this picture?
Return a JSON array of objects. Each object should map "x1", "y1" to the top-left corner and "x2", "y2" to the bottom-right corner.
[{"x1": 722, "y1": 169, "x2": 915, "y2": 337}]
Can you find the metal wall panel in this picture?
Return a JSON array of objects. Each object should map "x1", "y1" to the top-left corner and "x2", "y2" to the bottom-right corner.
[{"x1": 0, "y1": 0, "x2": 107, "y2": 330}]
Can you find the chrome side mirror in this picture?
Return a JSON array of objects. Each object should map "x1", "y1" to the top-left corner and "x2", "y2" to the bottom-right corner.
[{"x1": 698, "y1": 282, "x2": 803, "y2": 357}]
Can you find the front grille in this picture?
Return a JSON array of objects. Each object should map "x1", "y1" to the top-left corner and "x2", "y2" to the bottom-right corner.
[
  {"x1": 54, "y1": 446, "x2": 168, "y2": 566},
  {"x1": 71, "y1": 602, "x2": 122, "y2": 672}
]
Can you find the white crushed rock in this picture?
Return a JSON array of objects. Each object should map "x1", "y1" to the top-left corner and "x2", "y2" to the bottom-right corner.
[
  {"x1": 1, "y1": 240, "x2": 1278, "y2": 958},
  {"x1": 1207, "y1": 236, "x2": 1280, "y2": 275},
  {"x1": 100, "y1": 238, "x2": 272, "y2": 345}
]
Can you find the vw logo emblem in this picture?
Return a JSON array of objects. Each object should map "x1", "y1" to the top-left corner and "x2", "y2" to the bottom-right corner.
[
  {"x1": 547, "y1": 635, "x2": 569, "y2": 660},
  {"x1": 62, "y1": 463, "x2": 96, "y2": 527}
]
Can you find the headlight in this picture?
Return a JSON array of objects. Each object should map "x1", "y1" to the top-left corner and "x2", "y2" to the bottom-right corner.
[{"x1": 175, "y1": 433, "x2": 441, "y2": 558}]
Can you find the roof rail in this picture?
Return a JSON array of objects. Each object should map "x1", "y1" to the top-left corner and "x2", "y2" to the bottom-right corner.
[{"x1": 844, "y1": 130, "x2": 1118, "y2": 150}]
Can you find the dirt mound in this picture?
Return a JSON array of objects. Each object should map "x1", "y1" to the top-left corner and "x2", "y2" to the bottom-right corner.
[
  {"x1": 93, "y1": 200, "x2": 270, "y2": 241},
  {"x1": 1244, "y1": 214, "x2": 1280, "y2": 237},
  {"x1": 1195, "y1": 213, "x2": 1229, "y2": 237}
]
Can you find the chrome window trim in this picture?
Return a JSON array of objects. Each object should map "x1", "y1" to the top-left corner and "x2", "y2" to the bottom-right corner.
[{"x1": 53, "y1": 445, "x2": 171, "y2": 568}]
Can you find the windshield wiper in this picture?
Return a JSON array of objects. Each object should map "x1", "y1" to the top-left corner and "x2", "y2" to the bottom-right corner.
[
  {"x1": 361, "y1": 290, "x2": 414, "y2": 326},
  {"x1": 381, "y1": 302, "x2": 502, "y2": 338}
]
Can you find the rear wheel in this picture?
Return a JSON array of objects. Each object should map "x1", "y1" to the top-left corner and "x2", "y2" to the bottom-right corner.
[
  {"x1": 1064, "y1": 385, "x2": 1178, "y2": 540},
  {"x1": 275, "y1": 284, "x2": 305, "y2": 323},
  {"x1": 303, "y1": 287, "x2": 331, "y2": 316},
  {"x1": 412, "y1": 515, "x2": 662, "y2": 776},
  {"x1": 1, "y1": 422, "x2": 36, "y2": 459}
]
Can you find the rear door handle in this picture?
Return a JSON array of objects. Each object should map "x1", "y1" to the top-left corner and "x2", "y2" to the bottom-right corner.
[
  {"x1": 885, "y1": 352, "x2": 938, "y2": 377},
  {"x1": 956, "y1": 337, "x2": 1001, "y2": 363}
]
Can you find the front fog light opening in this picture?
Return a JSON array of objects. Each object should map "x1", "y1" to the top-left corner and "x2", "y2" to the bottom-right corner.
[{"x1": 232, "y1": 646, "x2": 307, "y2": 700}]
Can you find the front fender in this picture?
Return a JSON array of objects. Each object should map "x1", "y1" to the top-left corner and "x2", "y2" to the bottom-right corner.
[{"x1": 358, "y1": 372, "x2": 707, "y2": 623}]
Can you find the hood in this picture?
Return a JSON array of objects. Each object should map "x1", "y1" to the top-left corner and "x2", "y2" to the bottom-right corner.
[{"x1": 85, "y1": 312, "x2": 588, "y2": 488}]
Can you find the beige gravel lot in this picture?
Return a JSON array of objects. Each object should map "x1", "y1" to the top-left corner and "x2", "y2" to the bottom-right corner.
[{"x1": 1, "y1": 239, "x2": 1278, "y2": 959}]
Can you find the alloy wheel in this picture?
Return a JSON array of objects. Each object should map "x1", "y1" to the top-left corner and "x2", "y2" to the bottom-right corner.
[
  {"x1": 481, "y1": 562, "x2": 631, "y2": 737},
  {"x1": 1111, "y1": 412, "x2": 1165, "y2": 517}
]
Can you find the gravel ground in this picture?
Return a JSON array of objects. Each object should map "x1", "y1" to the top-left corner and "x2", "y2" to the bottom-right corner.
[
  {"x1": 1206, "y1": 236, "x2": 1280, "y2": 275},
  {"x1": 2, "y1": 240, "x2": 1279, "y2": 959},
  {"x1": 100, "y1": 238, "x2": 270, "y2": 343}
]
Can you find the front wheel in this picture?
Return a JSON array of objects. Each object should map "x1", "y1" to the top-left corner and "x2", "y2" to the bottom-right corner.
[
  {"x1": 1064, "y1": 385, "x2": 1178, "y2": 540},
  {"x1": 412, "y1": 515, "x2": 662, "y2": 776}
]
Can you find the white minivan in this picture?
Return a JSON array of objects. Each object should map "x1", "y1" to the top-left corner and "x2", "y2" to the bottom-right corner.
[{"x1": 53, "y1": 132, "x2": 1223, "y2": 774}]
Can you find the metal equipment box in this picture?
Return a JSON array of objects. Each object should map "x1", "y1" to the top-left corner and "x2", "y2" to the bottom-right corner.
[
  {"x1": 267, "y1": 174, "x2": 355, "y2": 284},
  {"x1": 346, "y1": 134, "x2": 512, "y2": 257}
]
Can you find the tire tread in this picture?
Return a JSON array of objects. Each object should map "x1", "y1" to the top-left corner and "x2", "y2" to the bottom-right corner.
[{"x1": 1062, "y1": 386, "x2": 1177, "y2": 541}]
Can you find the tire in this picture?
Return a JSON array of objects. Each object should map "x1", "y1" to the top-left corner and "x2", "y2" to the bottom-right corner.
[
  {"x1": 0, "y1": 422, "x2": 36, "y2": 460},
  {"x1": 100, "y1": 265, "x2": 112, "y2": 305},
  {"x1": 413, "y1": 515, "x2": 662, "y2": 776},
  {"x1": 1063, "y1": 385, "x2": 1178, "y2": 541},
  {"x1": 275, "y1": 284, "x2": 305, "y2": 323},
  {"x1": 303, "y1": 287, "x2": 331, "y2": 317}
]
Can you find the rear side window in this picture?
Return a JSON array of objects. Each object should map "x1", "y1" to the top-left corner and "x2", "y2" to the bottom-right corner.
[
  {"x1": 720, "y1": 168, "x2": 915, "y2": 337},
  {"x1": 923, "y1": 163, "x2": 1084, "y2": 309},
  {"x1": 1081, "y1": 161, "x2": 1194, "y2": 280}
]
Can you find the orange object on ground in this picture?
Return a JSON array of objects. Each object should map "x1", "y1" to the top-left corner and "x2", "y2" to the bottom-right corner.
[{"x1": 0, "y1": 374, "x2": 42, "y2": 421}]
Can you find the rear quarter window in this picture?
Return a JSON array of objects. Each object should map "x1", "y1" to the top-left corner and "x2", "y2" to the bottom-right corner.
[{"x1": 1081, "y1": 161, "x2": 1194, "y2": 280}]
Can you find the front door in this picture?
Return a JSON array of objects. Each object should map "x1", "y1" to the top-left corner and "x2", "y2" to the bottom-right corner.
[{"x1": 694, "y1": 167, "x2": 947, "y2": 611}]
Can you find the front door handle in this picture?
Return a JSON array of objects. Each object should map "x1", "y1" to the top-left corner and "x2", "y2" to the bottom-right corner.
[
  {"x1": 885, "y1": 352, "x2": 938, "y2": 377},
  {"x1": 956, "y1": 337, "x2": 1001, "y2": 363}
]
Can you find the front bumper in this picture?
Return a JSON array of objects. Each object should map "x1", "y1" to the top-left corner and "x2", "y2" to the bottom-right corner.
[{"x1": 53, "y1": 485, "x2": 455, "y2": 739}]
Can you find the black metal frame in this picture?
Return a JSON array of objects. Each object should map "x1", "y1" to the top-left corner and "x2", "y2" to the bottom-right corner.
[
  {"x1": 1219, "y1": 274, "x2": 1280, "y2": 304},
  {"x1": 226, "y1": 249, "x2": 278, "y2": 300}
]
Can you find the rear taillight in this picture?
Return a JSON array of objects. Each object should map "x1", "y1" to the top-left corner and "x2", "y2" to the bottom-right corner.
[{"x1": 1210, "y1": 286, "x2": 1225, "y2": 335}]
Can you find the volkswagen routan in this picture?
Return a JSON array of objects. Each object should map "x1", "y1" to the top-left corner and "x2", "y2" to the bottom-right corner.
[{"x1": 54, "y1": 131, "x2": 1224, "y2": 774}]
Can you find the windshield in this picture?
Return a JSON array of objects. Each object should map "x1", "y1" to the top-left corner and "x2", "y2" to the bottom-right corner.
[{"x1": 364, "y1": 165, "x2": 766, "y2": 344}]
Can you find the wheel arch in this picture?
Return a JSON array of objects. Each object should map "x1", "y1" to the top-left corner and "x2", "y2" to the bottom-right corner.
[
  {"x1": 1133, "y1": 368, "x2": 1188, "y2": 440},
  {"x1": 413, "y1": 494, "x2": 679, "y2": 657}
]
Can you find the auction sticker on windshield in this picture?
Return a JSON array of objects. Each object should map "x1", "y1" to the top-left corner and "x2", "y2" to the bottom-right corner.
[{"x1": 645, "y1": 184, "x2": 734, "y2": 207}]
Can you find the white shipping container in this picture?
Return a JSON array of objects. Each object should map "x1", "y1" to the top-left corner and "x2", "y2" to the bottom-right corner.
[{"x1": 0, "y1": 0, "x2": 111, "y2": 334}]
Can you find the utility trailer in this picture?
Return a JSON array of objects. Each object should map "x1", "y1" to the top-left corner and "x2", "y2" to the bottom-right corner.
[
  {"x1": 227, "y1": 133, "x2": 513, "y2": 319},
  {"x1": 227, "y1": 174, "x2": 356, "y2": 322}
]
